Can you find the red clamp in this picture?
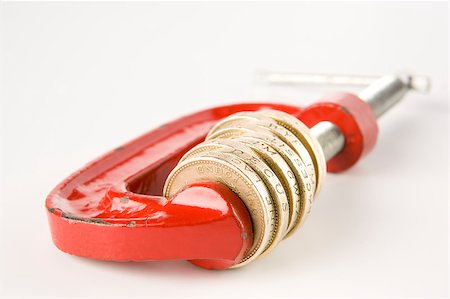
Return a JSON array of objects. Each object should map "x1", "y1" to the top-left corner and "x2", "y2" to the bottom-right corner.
[{"x1": 46, "y1": 95, "x2": 378, "y2": 269}]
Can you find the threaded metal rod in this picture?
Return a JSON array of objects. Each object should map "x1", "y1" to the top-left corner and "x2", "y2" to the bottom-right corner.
[{"x1": 308, "y1": 74, "x2": 429, "y2": 161}]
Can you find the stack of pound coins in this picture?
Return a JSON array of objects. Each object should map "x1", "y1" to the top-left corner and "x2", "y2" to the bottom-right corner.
[{"x1": 163, "y1": 109, "x2": 326, "y2": 267}]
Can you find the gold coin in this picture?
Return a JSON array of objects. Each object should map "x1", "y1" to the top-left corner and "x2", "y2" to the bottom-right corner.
[
  {"x1": 207, "y1": 124, "x2": 315, "y2": 234},
  {"x1": 229, "y1": 136, "x2": 300, "y2": 236},
  {"x1": 207, "y1": 111, "x2": 275, "y2": 139},
  {"x1": 181, "y1": 139, "x2": 289, "y2": 249},
  {"x1": 163, "y1": 151, "x2": 276, "y2": 267},
  {"x1": 232, "y1": 129, "x2": 315, "y2": 234},
  {"x1": 256, "y1": 109, "x2": 326, "y2": 195},
  {"x1": 207, "y1": 116, "x2": 317, "y2": 195}
]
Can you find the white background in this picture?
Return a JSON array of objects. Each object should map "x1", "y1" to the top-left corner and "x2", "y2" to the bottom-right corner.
[{"x1": 0, "y1": 2, "x2": 448, "y2": 298}]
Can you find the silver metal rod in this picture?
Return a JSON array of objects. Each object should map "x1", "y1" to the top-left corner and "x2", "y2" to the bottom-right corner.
[
  {"x1": 359, "y1": 75, "x2": 409, "y2": 118},
  {"x1": 358, "y1": 74, "x2": 430, "y2": 118},
  {"x1": 310, "y1": 122, "x2": 345, "y2": 161},
  {"x1": 257, "y1": 70, "x2": 430, "y2": 93},
  {"x1": 257, "y1": 71, "x2": 379, "y2": 87}
]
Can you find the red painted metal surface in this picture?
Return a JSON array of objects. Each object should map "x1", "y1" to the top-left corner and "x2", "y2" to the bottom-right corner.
[
  {"x1": 48, "y1": 181, "x2": 253, "y2": 270},
  {"x1": 46, "y1": 103, "x2": 304, "y2": 269},
  {"x1": 299, "y1": 92, "x2": 379, "y2": 173}
]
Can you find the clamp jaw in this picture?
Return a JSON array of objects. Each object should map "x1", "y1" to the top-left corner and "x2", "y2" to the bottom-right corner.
[{"x1": 46, "y1": 73, "x2": 428, "y2": 269}]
